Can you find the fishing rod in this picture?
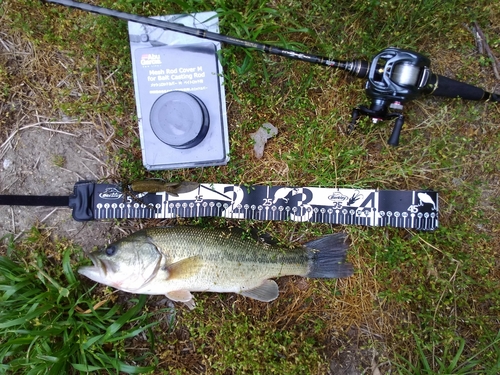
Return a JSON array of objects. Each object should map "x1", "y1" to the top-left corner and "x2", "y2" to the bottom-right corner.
[{"x1": 43, "y1": 0, "x2": 499, "y2": 145}]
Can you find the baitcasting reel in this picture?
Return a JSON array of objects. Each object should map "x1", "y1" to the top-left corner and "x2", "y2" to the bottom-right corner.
[
  {"x1": 346, "y1": 46, "x2": 498, "y2": 145},
  {"x1": 348, "y1": 48, "x2": 433, "y2": 146}
]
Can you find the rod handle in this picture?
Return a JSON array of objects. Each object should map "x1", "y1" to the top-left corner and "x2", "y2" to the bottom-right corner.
[{"x1": 429, "y1": 75, "x2": 499, "y2": 102}]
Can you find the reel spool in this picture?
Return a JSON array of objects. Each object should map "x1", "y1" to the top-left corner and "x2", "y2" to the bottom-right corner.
[{"x1": 349, "y1": 48, "x2": 433, "y2": 146}]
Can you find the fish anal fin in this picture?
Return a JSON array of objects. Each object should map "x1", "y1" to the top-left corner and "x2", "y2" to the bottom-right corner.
[
  {"x1": 164, "y1": 256, "x2": 203, "y2": 280},
  {"x1": 166, "y1": 290, "x2": 196, "y2": 310},
  {"x1": 240, "y1": 280, "x2": 279, "y2": 302}
]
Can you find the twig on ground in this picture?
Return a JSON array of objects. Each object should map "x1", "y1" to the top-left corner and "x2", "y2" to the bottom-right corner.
[
  {"x1": 57, "y1": 166, "x2": 85, "y2": 180},
  {"x1": 40, "y1": 208, "x2": 60, "y2": 224},
  {"x1": 75, "y1": 144, "x2": 107, "y2": 166},
  {"x1": 464, "y1": 23, "x2": 484, "y2": 54},
  {"x1": 0, "y1": 177, "x2": 20, "y2": 193},
  {"x1": 33, "y1": 155, "x2": 41, "y2": 170},
  {"x1": 0, "y1": 121, "x2": 89, "y2": 152},
  {"x1": 10, "y1": 207, "x2": 15, "y2": 233},
  {"x1": 79, "y1": 159, "x2": 100, "y2": 179},
  {"x1": 95, "y1": 54, "x2": 105, "y2": 103},
  {"x1": 467, "y1": 22, "x2": 500, "y2": 80}
]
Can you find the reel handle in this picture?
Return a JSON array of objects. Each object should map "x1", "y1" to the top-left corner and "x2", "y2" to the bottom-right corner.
[
  {"x1": 387, "y1": 115, "x2": 405, "y2": 146},
  {"x1": 429, "y1": 75, "x2": 499, "y2": 102}
]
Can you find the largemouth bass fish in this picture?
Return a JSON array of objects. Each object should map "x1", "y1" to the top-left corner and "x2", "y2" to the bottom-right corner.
[{"x1": 79, "y1": 226, "x2": 353, "y2": 309}]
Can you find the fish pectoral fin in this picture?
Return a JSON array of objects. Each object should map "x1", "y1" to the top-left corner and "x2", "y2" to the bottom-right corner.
[
  {"x1": 240, "y1": 280, "x2": 279, "y2": 302},
  {"x1": 164, "y1": 256, "x2": 203, "y2": 280},
  {"x1": 166, "y1": 290, "x2": 196, "y2": 310}
]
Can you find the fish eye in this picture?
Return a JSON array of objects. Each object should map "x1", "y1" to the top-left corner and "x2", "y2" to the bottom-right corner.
[{"x1": 105, "y1": 245, "x2": 117, "y2": 256}]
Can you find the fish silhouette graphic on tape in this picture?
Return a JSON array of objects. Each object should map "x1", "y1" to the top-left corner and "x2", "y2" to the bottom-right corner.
[
  {"x1": 272, "y1": 187, "x2": 300, "y2": 204},
  {"x1": 408, "y1": 192, "x2": 437, "y2": 213},
  {"x1": 78, "y1": 226, "x2": 353, "y2": 309},
  {"x1": 417, "y1": 192, "x2": 436, "y2": 210}
]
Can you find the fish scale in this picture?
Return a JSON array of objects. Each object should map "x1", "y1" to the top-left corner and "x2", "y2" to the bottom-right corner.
[
  {"x1": 147, "y1": 227, "x2": 309, "y2": 291},
  {"x1": 149, "y1": 227, "x2": 307, "y2": 267},
  {"x1": 78, "y1": 226, "x2": 353, "y2": 309}
]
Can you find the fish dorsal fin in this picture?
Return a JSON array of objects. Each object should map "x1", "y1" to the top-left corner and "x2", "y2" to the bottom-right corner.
[
  {"x1": 166, "y1": 290, "x2": 196, "y2": 310},
  {"x1": 240, "y1": 280, "x2": 279, "y2": 302},
  {"x1": 163, "y1": 256, "x2": 203, "y2": 280}
]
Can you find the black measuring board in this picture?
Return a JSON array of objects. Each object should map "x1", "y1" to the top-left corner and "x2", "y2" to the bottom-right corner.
[{"x1": 92, "y1": 183, "x2": 438, "y2": 230}]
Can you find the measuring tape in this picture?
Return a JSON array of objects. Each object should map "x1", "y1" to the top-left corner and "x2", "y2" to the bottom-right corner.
[{"x1": 82, "y1": 181, "x2": 438, "y2": 230}]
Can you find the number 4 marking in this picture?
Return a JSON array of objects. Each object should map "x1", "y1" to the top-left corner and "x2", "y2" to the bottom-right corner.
[{"x1": 357, "y1": 192, "x2": 376, "y2": 208}]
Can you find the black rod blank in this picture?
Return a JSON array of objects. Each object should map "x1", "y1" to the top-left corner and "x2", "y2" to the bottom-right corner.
[{"x1": 42, "y1": 0, "x2": 370, "y2": 77}]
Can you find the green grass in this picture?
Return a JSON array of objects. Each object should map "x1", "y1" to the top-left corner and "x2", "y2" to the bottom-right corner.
[
  {"x1": 0, "y1": 229, "x2": 172, "y2": 374},
  {"x1": 183, "y1": 305, "x2": 326, "y2": 374},
  {"x1": 395, "y1": 331, "x2": 500, "y2": 375},
  {"x1": 1, "y1": 0, "x2": 500, "y2": 373}
]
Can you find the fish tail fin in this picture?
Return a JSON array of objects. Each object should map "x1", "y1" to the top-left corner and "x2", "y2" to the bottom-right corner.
[{"x1": 304, "y1": 233, "x2": 354, "y2": 279}]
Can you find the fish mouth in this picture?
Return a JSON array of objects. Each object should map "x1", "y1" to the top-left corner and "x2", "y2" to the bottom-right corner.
[{"x1": 78, "y1": 253, "x2": 108, "y2": 282}]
